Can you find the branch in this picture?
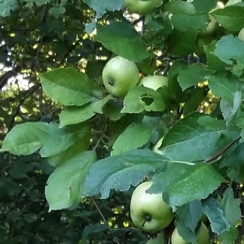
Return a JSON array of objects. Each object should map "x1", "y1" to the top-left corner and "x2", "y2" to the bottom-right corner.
[
  {"x1": 204, "y1": 135, "x2": 241, "y2": 163},
  {"x1": 7, "y1": 84, "x2": 41, "y2": 131}
]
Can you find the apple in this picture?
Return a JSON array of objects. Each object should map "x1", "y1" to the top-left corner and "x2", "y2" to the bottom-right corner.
[
  {"x1": 238, "y1": 28, "x2": 244, "y2": 41},
  {"x1": 140, "y1": 75, "x2": 168, "y2": 91},
  {"x1": 130, "y1": 181, "x2": 174, "y2": 233},
  {"x1": 124, "y1": 0, "x2": 163, "y2": 15},
  {"x1": 171, "y1": 222, "x2": 209, "y2": 244},
  {"x1": 102, "y1": 56, "x2": 139, "y2": 97}
]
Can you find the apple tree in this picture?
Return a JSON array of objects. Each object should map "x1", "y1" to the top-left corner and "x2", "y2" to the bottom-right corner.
[{"x1": 1, "y1": 0, "x2": 244, "y2": 243}]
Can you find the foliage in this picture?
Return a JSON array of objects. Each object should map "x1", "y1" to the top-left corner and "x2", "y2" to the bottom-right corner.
[{"x1": 1, "y1": 0, "x2": 244, "y2": 243}]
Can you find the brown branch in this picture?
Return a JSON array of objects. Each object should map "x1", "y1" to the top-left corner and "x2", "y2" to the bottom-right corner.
[
  {"x1": 204, "y1": 135, "x2": 241, "y2": 163},
  {"x1": 7, "y1": 83, "x2": 41, "y2": 131},
  {"x1": 58, "y1": 39, "x2": 81, "y2": 66}
]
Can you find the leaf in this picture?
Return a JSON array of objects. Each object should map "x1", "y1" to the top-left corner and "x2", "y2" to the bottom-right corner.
[
  {"x1": 211, "y1": 3, "x2": 244, "y2": 31},
  {"x1": 1, "y1": 122, "x2": 91, "y2": 160},
  {"x1": 83, "y1": 0, "x2": 123, "y2": 18},
  {"x1": 202, "y1": 197, "x2": 229, "y2": 234},
  {"x1": 0, "y1": 177, "x2": 22, "y2": 197},
  {"x1": 171, "y1": 14, "x2": 209, "y2": 32},
  {"x1": 46, "y1": 124, "x2": 91, "y2": 167},
  {"x1": 182, "y1": 87, "x2": 206, "y2": 116},
  {"x1": 39, "y1": 123, "x2": 81, "y2": 158},
  {"x1": 175, "y1": 200, "x2": 203, "y2": 243},
  {"x1": 83, "y1": 149, "x2": 168, "y2": 199},
  {"x1": 111, "y1": 122, "x2": 151, "y2": 155},
  {"x1": 192, "y1": 0, "x2": 217, "y2": 12},
  {"x1": 59, "y1": 95, "x2": 112, "y2": 126},
  {"x1": 208, "y1": 72, "x2": 241, "y2": 105},
  {"x1": 177, "y1": 63, "x2": 208, "y2": 91},
  {"x1": 82, "y1": 224, "x2": 108, "y2": 243},
  {"x1": 95, "y1": 22, "x2": 149, "y2": 62},
  {"x1": 122, "y1": 86, "x2": 166, "y2": 114},
  {"x1": 39, "y1": 68, "x2": 97, "y2": 106},
  {"x1": 158, "y1": 112, "x2": 239, "y2": 162},
  {"x1": 1, "y1": 122, "x2": 48, "y2": 155},
  {"x1": 220, "y1": 187, "x2": 241, "y2": 226},
  {"x1": 167, "y1": 30, "x2": 197, "y2": 56},
  {"x1": 0, "y1": 0, "x2": 18, "y2": 17},
  {"x1": 204, "y1": 40, "x2": 226, "y2": 71},
  {"x1": 150, "y1": 163, "x2": 224, "y2": 208},
  {"x1": 220, "y1": 142, "x2": 244, "y2": 182},
  {"x1": 165, "y1": 0, "x2": 197, "y2": 15},
  {"x1": 214, "y1": 35, "x2": 244, "y2": 65},
  {"x1": 45, "y1": 151, "x2": 96, "y2": 211}
]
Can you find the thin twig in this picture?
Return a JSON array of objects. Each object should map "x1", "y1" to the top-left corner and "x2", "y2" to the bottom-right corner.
[{"x1": 204, "y1": 135, "x2": 241, "y2": 163}]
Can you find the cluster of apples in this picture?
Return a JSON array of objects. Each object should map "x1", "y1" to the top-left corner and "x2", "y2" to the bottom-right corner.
[
  {"x1": 130, "y1": 181, "x2": 209, "y2": 244},
  {"x1": 102, "y1": 56, "x2": 168, "y2": 97}
]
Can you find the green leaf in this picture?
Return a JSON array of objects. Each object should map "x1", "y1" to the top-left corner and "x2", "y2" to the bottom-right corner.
[
  {"x1": 83, "y1": 0, "x2": 123, "y2": 17},
  {"x1": 111, "y1": 122, "x2": 151, "y2": 155},
  {"x1": 122, "y1": 86, "x2": 166, "y2": 114},
  {"x1": 0, "y1": 0, "x2": 18, "y2": 17},
  {"x1": 40, "y1": 124, "x2": 91, "y2": 163},
  {"x1": 82, "y1": 224, "x2": 108, "y2": 243},
  {"x1": 0, "y1": 177, "x2": 22, "y2": 197},
  {"x1": 1, "y1": 122, "x2": 48, "y2": 155},
  {"x1": 175, "y1": 201, "x2": 202, "y2": 243},
  {"x1": 45, "y1": 151, "x2": 96, "y2": 211},
  {"x1": 211, "y1": 3, "x2": 244, "y2": 31},
  {"x1": 59, "y1": 96, "x2": 112, "y2": 126},
  {"x1": 84, "y1": 149, "x2": 168, "y2": 198},
  {"x1": 214, "y1": 35, "x2": 244, "y2": 65},
  {"x1": 151, "y1": 163, "x2": 224, "y2": 208},
  {"x1": 220, "y1": 143, "x2": 244, "y2": 182},
  {"x1": 49, "y1": 6, "x2": 66, "y2": 18},
  {"x1": 204, "y1": 41, "x2": 226, "y2": 71},
  {"x1": 182, "y1": 87, "x2": 206, "y2": 116},
  {"x1": 39, "y1": 123, "x2": 81, "y2": 157},
  {"x1": 167, "y1": 30, "x2": 197, "y2": 56},
  {"x1": 165, "y1": 0, "x2": 197, "y2": 15},
  {"x1": 202, "y1": 197, "x2": 229, "y2": 234},
  {"x1": 177, "y1": 63, "x2": 208, "y2": 91},
  {"x1": 46, "y1": 128, "x2": 91, "y2": 167},
  {"x1": 95, "y1": 22, "x2": 149, "y2": 62},
  {"x1": 171, "y1": 14, "x2": 209, "y2": 32},
  {"x1": 192, "y1": 0, "x2": 217, "y2": 12},
  {"x1": 220, "y1": 187, "x2": 241, "y2": 226},
  {"x1": 39, "y1": 68, "x2": 97, "y2": 106},
  {"x1": 208, "y1": 72, "x2": 241, "y2": 105},
  {"x1": 158, "y1": 112, "x2": 239, "y2": 162},
  {"x1": 1, "y1": 122, "x2": 91, "y2": 160}
]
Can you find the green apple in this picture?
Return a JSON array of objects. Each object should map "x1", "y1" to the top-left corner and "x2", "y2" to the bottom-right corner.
[
  {"x1": 140, "y1": 75, "x2": 168, "y2": 91},
  {"x1": 124, "y1": 0, "x2": 163, "y2": 15},
  {"x1": 130, "y1": 181, "x2": 174, "y2": 233},
  {"x1": 171, "y1": 222, "x2": 209, "y2": 244},
  {"x1": 102, "y1": 56, "x2": 139, "y2": 97},
  {"x1": 238, "y1": 28, "x2": 244, "y2": 41}
]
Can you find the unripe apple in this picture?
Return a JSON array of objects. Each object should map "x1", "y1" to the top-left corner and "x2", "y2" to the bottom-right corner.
[
  {"x1": 140, "y1": 75, "x2": 168, "y2": 91},
  {"x1": 238, "y1": 28, "x2": 244, "y2": 41},
  {"x1": 124, "y1": 0, "x2": 163, "y2": 15},
  {"x1": 102, "y1": 56, "x2": 139, "y2": 97},
  {"x1": 130, "y1": 181, "x2": 174, "y2": 233},
  {"x1": 171, "y1": 222, "x2": 209, "y2": 244}
]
